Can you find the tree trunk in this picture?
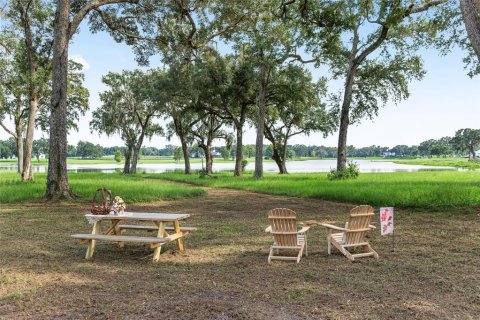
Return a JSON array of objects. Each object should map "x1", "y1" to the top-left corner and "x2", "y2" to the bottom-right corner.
[
  {"x1": 272, "y1": 143, "x2": 287, "y2": 174},
  {"x1": 281, "y1": 137, "x2": 288, "y2": 174},
  {"x1": 203, "y1": 144, "x2": 213, "y2": 175},
  {"x1": 179, "y1": 133, "x2": 191, "y2": 174},
  {"x1": 22, "y1": 97, "x2": 38, "y2": 181},
  {"x1": 264, "y1": 123, "x2": 287, "y2": 174},
  {"x1": 174, "y1": 116, "x2": 191, "y2": 174},
  {"x1": 21, "y1": 7, "x2": 39, "y2": 182},
  {"x1": 130, "y1": 146, "x2": 139, "y2": 173},
  {"x1": 234, "y1": 127, "x2": 243, "y2": 176},
  {"x1": 45, "y1": 0, "x2": 73, "y2": 200},
  {"x1": 254, "y1": 54, "x2": 267, "y2": 179},
  {"x1": 123, "y1": 145, "x2": 133, "y2": 174},
  {"x1": 336, "y1": 67, "x2": 356, "y2": 171},
  {"x1": 199, "y1": 144, "x2": 213, "y2": 174},
  {"x1": 16, "y1": 130, "x2": 24, "y2": 174},
  {"x1": 461, "y1": 0, "x2": 480, "y2": 60},
  {"x1": 130, "y1": 132, "x2": 145, "y2": 174}
]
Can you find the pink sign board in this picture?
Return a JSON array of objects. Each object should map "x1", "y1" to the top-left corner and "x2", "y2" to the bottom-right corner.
[{"x1": 380, "y1": 207, "x2": 394, "y2": 235}]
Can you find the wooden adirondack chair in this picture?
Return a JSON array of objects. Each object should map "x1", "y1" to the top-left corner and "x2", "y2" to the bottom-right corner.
[
  {"x1": 265, "y1": 208, "x2": 310, "y2": 263},
  {"x1": 321, "y1": 205, "x2": 379, "y2": 261}
]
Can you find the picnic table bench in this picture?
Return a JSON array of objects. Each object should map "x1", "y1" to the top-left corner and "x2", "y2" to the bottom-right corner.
[
  {"x1": 118, "y1": 225, "x2": 197, "y2": 232},
  {"x1": 71, "y1": 212, "x2": 195, "y2": 262}
]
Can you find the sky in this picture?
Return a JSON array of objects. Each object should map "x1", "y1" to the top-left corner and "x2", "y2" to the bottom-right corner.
[{"x1": 38, "y1": 21, "x2": 480, "y2": 149}]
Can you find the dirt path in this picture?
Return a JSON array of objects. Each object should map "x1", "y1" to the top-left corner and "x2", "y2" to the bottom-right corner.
[{"x1": 130, "y1": 186, "x2": 353, "y2": 219}]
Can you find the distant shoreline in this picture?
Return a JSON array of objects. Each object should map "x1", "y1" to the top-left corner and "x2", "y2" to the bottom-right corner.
[{"x1": 1, "y1": 156, "x2": 478, "y2": 169}]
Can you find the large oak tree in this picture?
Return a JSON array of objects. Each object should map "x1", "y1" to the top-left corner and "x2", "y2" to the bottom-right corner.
[
  {"x1": 46, "y1": 0, "x2": 138, "y2": 199},
  {"x1": 295, "y1": 0, "x2": 450, "y2": 171},
  {"x1": 91, "y1": 70, "x2": 163, "y2": 174},
  {"x1": 264, "y1": 64, "x2": 335, "y2": 173},
  {"x1": 0, "y1": 1, "x2": 54, "y2": 181}
]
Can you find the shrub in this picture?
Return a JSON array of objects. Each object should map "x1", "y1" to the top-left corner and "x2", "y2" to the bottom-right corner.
[
  {"x1": 197, "y1": 168, "x2": 208, "y2": 178},
  {"x1": 114, "y1": 150, "x2": 123, "y2": 163},
  {"x1": 197, "y1": 169, "x2": 217, "y2": 179},
  {"x1": 241, "y1": 159, "x2": 248, "y2": 172},
  {"x1": 327, "y1": 161, "x2": 360, "y2": 180}
]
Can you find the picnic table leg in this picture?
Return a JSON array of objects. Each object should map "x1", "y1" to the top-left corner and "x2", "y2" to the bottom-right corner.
[
  {"x1": 86, "y1": 221, "x2": 101, "y2": 259},
  {"x1": 111, "y1": 220, "x2": 124, "y2": 248},
  {"x1": 153, "y1": 222, "x2": 165, "y2": 262},
  {"x1": 174, "y1": 220, "x2": 185, "y2": 252},
  {"x1": 327, "y1": 230, "x2": 332, "y2": 255}
]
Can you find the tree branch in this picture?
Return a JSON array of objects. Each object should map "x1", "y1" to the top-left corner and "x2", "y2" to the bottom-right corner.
[
  {"x1": 0, "y1": 40, "x2": 12, "y2": 54},
  {"x1": 354, "y1": 25, "x2": 388, "y2": 65},
  {"x1": 69, "y1": 0, "x2": 139, "y2": 39},
  {"x1": 93, "y1": 8, "x2": 158, "y2": 42},
  {"x1": 287, "y1": 129, "x2": 306, "y2": 138},
  {"x1": 193, "y1": 14, "x2": 247, "y2": 49},
  {"x1": 279, "y1": 0, "x2": 297, "y2": 18},
  {"x1": 409, "y1": 0, "x2": 447, "y2": 14},
  {"x1": 354, "y1": 0, "x2": 447, "y2": 66},
  {"x1": 278, "y1": 53, "x2": 319, "y2": 64},
  {"x1": 176, "y1": 0, "x2": 247, "y2": 50},
  {"x1": 0, "y1": 121, "x2": 16, "y2": 138}
]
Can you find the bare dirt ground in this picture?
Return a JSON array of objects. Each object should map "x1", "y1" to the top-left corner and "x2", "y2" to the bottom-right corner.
[{"x1": 1, "y1": 187, "x2": 479, "y2": 319}]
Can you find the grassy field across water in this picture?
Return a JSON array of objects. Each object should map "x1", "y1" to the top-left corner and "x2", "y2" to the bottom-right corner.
[
  {"x1": 388, "y1": 157, "x2": 480, "y2": 169},
  {"x1": 0, "y1": 171, "x2": 205, "y2": 203},
  {"x1": 158, "y1": 171, "x2": 480, "y2": 209}
]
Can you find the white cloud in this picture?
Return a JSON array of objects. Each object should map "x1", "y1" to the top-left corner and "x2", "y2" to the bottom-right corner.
[{"x1": 70, "y1": 54, "x2": 90, "y2": 71}]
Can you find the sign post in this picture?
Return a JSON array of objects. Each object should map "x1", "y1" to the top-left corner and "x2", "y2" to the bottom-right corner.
[{"x1": 380, "y1": 207, "x2": 395, "y2": 252}]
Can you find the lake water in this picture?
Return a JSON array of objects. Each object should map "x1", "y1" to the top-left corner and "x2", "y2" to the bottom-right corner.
[{"x1": 0, "y1": 159, "x2": 458, "y2": 173}]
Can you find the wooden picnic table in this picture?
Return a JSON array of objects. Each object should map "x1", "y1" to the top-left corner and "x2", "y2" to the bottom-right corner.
[{"x1": 71, "y1": 212, "x2": 196, "y2": 262}]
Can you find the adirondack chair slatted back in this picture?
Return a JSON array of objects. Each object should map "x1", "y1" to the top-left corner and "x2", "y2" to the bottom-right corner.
[
  {"x1": 345, "y1": 205, "x2": 374, "y2": 245},
  {"x1": 268, "y1": 208, "x2": 298, "y2": 247}
]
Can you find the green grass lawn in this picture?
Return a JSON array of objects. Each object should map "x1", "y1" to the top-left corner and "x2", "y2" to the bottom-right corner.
[
  {"x1": 3, "y1": 169, "x2": 479, "y2": 209},
  {"x1": 0, "y1": 171, "x2": 205, "y2": 203},
  {"x1": 157, "y1": 171, "x2": 480, "y2": 209},
  {"x1": 388, "y1": 157, "x2": 480, "y2": 169}
]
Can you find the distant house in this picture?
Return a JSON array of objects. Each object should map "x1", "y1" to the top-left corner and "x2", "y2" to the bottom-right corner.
[
  {"x1": 382, "y1": 151, "x2": 396, "y2": 157},
  {"x1": 211, "y1": 149, "x2": 221, "y2": 157},
  {"x1": 475, "y1": 150, "x2": 480, "y2": 158},
  {"x1": 191, "y1": 149, "x2": 222, "y2": 158}
]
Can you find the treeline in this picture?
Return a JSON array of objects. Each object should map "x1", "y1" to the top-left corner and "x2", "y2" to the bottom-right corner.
[
  {"x1": 0, "y1": 137, "x2": 49, "y2": 161},
  {"x1": 2, "y1": 127, "x2": 478, "y2": 164}
]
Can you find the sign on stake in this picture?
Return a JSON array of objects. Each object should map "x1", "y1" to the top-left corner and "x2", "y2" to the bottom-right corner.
[{"x1": 380, "y1": 207, "x2": 395, "y2": 252}]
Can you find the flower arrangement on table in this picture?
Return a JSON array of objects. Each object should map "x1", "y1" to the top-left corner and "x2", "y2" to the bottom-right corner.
[{"x1": 112, "y1": 196, "x2": 126, "y2": 215}]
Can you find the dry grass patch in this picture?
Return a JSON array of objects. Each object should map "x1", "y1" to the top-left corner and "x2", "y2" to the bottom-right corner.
[{"x1": 0, "y1": 188, "x2": 479, "y2": 319}]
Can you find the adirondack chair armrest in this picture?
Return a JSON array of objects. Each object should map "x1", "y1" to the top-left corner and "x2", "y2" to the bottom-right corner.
[
  {"x1": 369, "y1": 224, "x2": 376, "y2": 229},
  {"x1": 297, "y1": 226, "x2": 310, "y2": 234},
  {"x1": 320, "y1": 223, "x2": 348, "y2": 232},
  {"x1": 265, "y1": 225, "x2": 272, "y2": 233}
]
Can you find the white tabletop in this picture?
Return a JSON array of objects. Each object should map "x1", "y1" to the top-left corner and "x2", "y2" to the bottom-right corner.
[{"x1": 85, "y1": 212, "x2": 190, "y2": 221}]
